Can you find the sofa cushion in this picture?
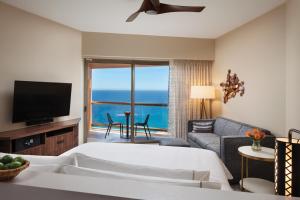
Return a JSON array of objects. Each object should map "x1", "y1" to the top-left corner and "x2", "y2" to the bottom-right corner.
[
  {"x1": 159, "y1": 138, "x2": 190, "y2": 147},
  {"x1": 206, "y1": 143, "x2": 220, "y2": 156},
  {"x1": 213, "y1": 118, "x2": 227, "y2": 136},
  {"x1": 192, "y1": 133, "x2": 220, "y2": 149},
  {"x1": 222, "y1": 121, "x2": 242, "y2": 136},
  {"x1": 192, "y1": 120, "x2": 214, "y2": 133},
  {"x1": 214, "y1": 118, "x2": 242, "y2": 136},
  {"x1": 187, "y1": 132, "x2": 200, "y2": 142},
  {"x1": 187, "y1": 132, "x2": 213, "y2": 143}
]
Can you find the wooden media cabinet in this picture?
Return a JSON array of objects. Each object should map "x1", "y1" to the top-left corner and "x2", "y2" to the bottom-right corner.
[{"x1": 0, "y1": 118, "x2": 80, "y2": 156}]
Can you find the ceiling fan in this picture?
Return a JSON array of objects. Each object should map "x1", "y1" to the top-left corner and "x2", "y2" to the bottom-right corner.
[{"x1": 126, "y1": 0, "x2": 205, "y2": 22}]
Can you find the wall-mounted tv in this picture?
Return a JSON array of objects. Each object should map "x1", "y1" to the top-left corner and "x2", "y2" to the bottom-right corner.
[{"x1": 12, "y1": 81, "x2": 72, "y2": 125}]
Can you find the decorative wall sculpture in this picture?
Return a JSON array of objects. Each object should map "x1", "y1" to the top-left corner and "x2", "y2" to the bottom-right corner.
[{"x1": 220, "y1": 69, "x2": 245, "y2": 103}]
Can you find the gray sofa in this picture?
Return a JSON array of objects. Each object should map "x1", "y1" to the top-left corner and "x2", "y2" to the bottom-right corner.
[{"x1": 187, "y1": 117, "x2": 275, "y2": 183}]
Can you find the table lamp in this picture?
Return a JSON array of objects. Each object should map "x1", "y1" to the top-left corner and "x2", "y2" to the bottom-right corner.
[
  {"x1": 190, "y1": 86, "x2": 215, "y2": 119},
  {"x1": 275, "y1": 129, "x2": 300, "y2": 197}
]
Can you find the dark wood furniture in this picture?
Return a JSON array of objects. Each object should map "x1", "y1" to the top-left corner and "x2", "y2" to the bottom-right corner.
[{"x1": 0, "y1": 118, "x2": 80, "y2": 156}]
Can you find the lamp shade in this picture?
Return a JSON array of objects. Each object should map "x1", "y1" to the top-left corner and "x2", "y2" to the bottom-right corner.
[
  {"x1": 275, "y1": 129, "x2": 300, "y2": 197},
  {"x1": 191, "y1": 86, "x2": 215, "y2": 99}
]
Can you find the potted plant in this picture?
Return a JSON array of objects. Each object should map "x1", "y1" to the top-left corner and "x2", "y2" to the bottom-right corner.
[{"x1": 245, "y1": 128, "x2": 266, "y2": 151}]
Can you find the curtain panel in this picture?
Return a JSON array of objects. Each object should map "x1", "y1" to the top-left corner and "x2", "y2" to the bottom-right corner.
[{"x1": 168, "y1": 60, "x2": 213, "y2": 140}]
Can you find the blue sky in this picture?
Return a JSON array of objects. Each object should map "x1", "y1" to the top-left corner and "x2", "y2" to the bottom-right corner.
[{"x1": 92, "y1": 66, "x2": 169, "y2": 91}]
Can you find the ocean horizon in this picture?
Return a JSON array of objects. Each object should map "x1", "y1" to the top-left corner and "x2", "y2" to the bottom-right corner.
[{"x1": 92, "y1": 90, "x2": 169, "y2": 129}]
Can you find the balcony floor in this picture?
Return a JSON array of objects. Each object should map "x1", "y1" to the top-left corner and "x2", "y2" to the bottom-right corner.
[{"x1": 88, "y1": 127, "x2": 170, "y2": 143}]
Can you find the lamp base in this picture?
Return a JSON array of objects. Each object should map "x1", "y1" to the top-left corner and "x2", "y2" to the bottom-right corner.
[{"x1": 200, "y1": 99, "x2": 208, "y2": 119}]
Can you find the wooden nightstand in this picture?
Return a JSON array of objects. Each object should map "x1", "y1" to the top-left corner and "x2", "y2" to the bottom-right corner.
[{"x1": 238, "y1": 146, "x2": 275, "y2": 194}]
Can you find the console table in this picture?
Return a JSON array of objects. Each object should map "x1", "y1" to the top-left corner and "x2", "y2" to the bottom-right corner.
[{"x1": 0, "y1": 118, "x2": 80, "y2": 156}]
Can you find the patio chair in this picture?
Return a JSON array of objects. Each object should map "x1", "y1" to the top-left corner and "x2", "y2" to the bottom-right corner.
[
  {"x1": 135, "y1": 114, "x2": 151, "y2": 139},
  {"x1": 105, "y1": 113, "x2": 123, "y2": 138}
]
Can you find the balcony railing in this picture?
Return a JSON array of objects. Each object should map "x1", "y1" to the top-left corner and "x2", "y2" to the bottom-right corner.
[{"x1": 91, "y1": 101, "x2": 168, "y2": 132}]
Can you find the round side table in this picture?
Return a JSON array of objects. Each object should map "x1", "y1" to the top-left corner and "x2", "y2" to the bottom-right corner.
[{"x1": 238, "y1": 146, "x2": 275, "y2": 194}]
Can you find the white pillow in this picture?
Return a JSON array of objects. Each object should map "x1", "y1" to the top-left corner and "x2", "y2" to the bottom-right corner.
[
  {"x1": 60, "y1": 165, "x2": 221, "y2": 190},
  {"x1": 74, "y1": 153, "x2": 209, "y2": 181}
]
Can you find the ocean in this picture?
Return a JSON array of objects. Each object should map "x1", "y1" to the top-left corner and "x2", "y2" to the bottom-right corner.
[{"x1": 92, "y1": 90, "x2": 169, "y2": 129}]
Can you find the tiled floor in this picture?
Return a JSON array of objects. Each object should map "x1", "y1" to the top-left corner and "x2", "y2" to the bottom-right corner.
[{"x1": 88, "y1": 127, "x2": 170, "y2": 143}]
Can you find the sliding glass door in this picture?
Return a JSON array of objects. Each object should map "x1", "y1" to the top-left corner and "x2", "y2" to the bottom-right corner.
[
  {"x1": 134, "y1": 65, "x2": 169, "y2": 136},
  {"x1": 91, "y1": 66, "x2": 131, "y2": 128},
  {"x1": 86, "y1": 61, "x2": 169, "y2": 142}
]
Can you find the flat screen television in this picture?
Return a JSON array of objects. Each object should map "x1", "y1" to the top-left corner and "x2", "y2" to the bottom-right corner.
[{"x1": 12, "y1": 81, "x2": 72, "y2": 125}]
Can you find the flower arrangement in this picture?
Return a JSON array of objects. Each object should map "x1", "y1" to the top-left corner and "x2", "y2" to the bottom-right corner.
[{"x1": 245, "y1": 128, "x2": 265, "y2": 151}]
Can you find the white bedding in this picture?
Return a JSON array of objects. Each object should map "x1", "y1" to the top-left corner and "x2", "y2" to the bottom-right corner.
[
  {"x1": 60, "y1": 165, "x2": 221, "y2": 189},
  {"x1": 62, "y1": 142, "x2": 232, "y2": 191},
  {"x1": 73, "y1": 153, "x2": 210, "y2": 181},
  {"x1": 0, "y1": 142, "x2": 232, "y2": 191}
]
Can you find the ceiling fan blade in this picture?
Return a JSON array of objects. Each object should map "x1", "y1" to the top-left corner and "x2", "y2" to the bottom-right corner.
[
  {"x1": 126, "y1": 0, "x2": 151, "y2": 22},
  {"x1": 150, "y1": 0, "x2": 160, "y2": 10},
  {"x1": 126, "y1": 11, "x2": 141, "y2": 22},
  {"x1": 158, "y1": 3, "x2": 205, "y2": 14}
]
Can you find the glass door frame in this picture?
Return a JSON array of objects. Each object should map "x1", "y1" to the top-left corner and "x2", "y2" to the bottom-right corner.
[{"x1": 84, "y1": 58, "x2": 169, "y2": 143}]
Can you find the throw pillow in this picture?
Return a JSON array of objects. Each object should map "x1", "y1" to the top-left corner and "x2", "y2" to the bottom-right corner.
[{"x1": 192, "y1": 121, "x2": 214, "y2": 133}]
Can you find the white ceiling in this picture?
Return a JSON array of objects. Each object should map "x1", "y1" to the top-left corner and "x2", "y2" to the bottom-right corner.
[{"x1": 1, "y1": 0, "x2": 286, "y2": 38}]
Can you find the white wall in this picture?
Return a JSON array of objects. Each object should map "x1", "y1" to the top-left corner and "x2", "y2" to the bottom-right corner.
[
  {"x1": 285, "y1": 0, "x2": 300, "y2": 133},
  {"x1": 1, "y1": 0, "x2": 298, "y2": 141},
  {"x1": 0, "y1": 3, "x2": 84, "y2": 143},
  {"x1": 82, "y1": 32, "x2": 215, "y2": 60},
  {"x1": 213, "y1": 6, "x2": 286, "y2": 136}
]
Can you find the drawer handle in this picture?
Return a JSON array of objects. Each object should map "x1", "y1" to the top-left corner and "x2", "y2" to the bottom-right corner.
[{"x1": 57, "y1": 140, "x2": 64, "y2": 144}]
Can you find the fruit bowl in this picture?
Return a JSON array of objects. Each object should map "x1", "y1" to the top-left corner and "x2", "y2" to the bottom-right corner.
[{"x1": 0, "y1": 160, "x2": 30, "y2": 181}]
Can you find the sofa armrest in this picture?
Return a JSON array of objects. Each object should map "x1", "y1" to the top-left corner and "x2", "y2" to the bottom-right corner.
[
  {"x1": 187, "y1": 119, "x2": 215, "y2": 133},
  {"x1": 220, "y1": 135, "x2": 249, "y2": 161},
  {"x1": 220, "y1": 135, "x2": 275, "y2": 161},
  {"x1": 220, "y1": 135, "x2": 275, "y2": 183}
]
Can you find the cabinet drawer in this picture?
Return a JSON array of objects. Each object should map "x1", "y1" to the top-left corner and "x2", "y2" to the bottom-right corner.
[
  {"x1": 15, "y1": 145, "x2": 44, "y2": 155},
  {"x1": 45, "y1": 132, "x2": 74, "y2": 156}
]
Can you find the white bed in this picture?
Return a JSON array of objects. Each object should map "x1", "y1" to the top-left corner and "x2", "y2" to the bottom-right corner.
[
  {"x1": 61, "y1": 142, "x2": 232, "y2": 191},
  {"x1": 3, "y1": 143, "x2": 299, "y2": 200},
  {"x1": 0, "y1": 142, "x2": 232, "y2": 191}
]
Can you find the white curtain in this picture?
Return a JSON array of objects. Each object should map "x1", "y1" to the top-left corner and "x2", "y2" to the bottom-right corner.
[{"x1": 168, "y1": 60, "x2": 213, "y2": 140}]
